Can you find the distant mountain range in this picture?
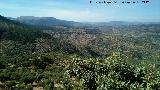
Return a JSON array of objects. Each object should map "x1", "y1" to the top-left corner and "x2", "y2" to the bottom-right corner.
[
  {"x1": 87, "y1": 21, "x2": 160, "y2": 26},
  {"x1": 8, "y1": 16, "x2": 160, "y2": 27},
  {"x1": 9, "y1": 16, "x2": 87, "y2": 27}
]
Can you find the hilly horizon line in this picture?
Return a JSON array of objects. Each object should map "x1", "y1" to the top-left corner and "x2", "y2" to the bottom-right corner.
[{"x1": 7, "y1": 15, "x2": 160, "y2": 23}]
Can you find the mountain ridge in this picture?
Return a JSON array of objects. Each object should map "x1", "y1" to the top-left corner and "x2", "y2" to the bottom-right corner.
[
  {"x1": 9, "y1": 16, "x2": 86, "y2": 27},
  {"x1": 7, "y1": 16, "x2": 160, "y2": 27}
]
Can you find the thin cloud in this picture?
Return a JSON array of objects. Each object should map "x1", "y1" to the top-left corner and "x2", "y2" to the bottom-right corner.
[
  {"x1": 0, "y1": 2, "x2": 18, "y2": 9},
  {"x1": 45, "y1": 9, "x2": 110, "y2": 22}
]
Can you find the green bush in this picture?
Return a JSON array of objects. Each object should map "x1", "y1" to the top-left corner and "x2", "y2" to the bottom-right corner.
[{"x1": 64, "y1": 55, "x2": 160, "y2": 90}]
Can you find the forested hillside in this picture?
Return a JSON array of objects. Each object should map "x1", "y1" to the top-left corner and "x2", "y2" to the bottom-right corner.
[{"x1": 0, "y1": 15, "x2": 160, "y2": 90}]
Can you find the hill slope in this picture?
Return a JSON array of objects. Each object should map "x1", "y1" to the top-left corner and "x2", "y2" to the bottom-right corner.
[{"x1": 0, "y1": 15, "x2": 51, "y2": 43}]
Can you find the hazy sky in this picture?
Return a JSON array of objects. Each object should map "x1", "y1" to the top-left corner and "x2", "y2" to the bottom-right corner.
[{"x1": 0, "y1": 0, "x2": 160, "y2": 22}]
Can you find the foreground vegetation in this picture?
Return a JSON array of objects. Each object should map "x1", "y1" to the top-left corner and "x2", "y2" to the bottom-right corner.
[
  {"x1": 0, "y1": 53, "x2": 160, "y2": 90},
  {"x1": 0, "y1": 15, "x2": 160, "y2": 89}
]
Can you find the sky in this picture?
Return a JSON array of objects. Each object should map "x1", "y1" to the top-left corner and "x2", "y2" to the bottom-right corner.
[{"x1": 0, "y1": 0, "x2": 160, "y2": 22}]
